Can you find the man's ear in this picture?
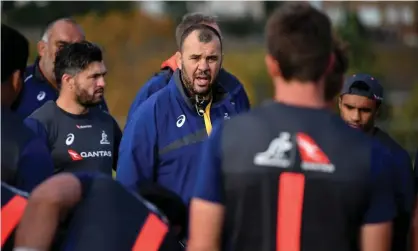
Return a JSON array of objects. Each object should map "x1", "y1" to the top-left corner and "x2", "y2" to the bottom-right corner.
[
  {"x1": 37, "y1": 40, "x2": 46, "y2": 58},
  {"x1": 11, "y1": 70, "x2": 23, "y2": 95},
  {"x1": 338, "y1": 96, "x2": 343, "y2": 110},
  {"x1": 264, "y1": 54, "x2": 281, "y2": 78},
  {"x1": 175, "y1": 51, "x2": 182, "y2": 70},
  {"x1": 61, "y1": 74, "x2": 74, "y2": 90}
]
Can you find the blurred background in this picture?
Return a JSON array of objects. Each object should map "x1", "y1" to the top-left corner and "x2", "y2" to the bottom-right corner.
[{"x1": 2, "y1": 1, "x2": 418, "y2": 154}]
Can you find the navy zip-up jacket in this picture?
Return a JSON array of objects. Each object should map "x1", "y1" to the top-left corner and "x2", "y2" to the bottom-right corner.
[
  {"x1": 1, "y1": 106, "x2": 53, "y2": 192},
  {"x1": 117, "y1": 70, "x2": 244, "y2": 204},
  {"x1": 125, "y1": 55, "x2": 250, "y2": 127},
  {"x1": 12, "y1": 58, "x2": 109, "y2": 118}
]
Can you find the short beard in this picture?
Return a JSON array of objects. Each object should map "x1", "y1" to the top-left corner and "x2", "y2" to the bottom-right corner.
[
  {"x1": 74, "y1": 84, "x2": 102, "y2": 108},
  {"x1": 180, "y1": 65, "x2": 211, "y2": 99}
]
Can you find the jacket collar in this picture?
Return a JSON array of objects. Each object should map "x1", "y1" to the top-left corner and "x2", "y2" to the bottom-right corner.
[
  {"x1": 160, "y1": 54, "x2": 178, "y2": 71},
  {"x1": 31, "y1": 57, "x2": 57, "y2": 90}
]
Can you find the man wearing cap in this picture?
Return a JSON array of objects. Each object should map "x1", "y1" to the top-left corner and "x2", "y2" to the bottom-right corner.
[{"x1": 339, "y1": 73, "x2": 414, "y2": 251}]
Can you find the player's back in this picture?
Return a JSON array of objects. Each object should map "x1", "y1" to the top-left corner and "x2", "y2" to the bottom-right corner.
[
  {"x1": 221, "y1": 102, "x2": 390, "y2": 251},
  {"x1": 60, "y1": 174, "x2": 181, "y2": 251}
]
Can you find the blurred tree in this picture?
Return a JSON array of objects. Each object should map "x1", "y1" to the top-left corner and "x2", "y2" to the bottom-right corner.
[
  {"x1": 224, "y1": 47, "x2": 271, "y2": 105},
  {"x1": 389, "y1": 83, "x2": 418, "y2": 154}
]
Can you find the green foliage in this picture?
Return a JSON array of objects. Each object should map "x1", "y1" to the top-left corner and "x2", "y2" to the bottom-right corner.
[{"x1": 389, "y1": 83, "x2": 418, "y2": 153}]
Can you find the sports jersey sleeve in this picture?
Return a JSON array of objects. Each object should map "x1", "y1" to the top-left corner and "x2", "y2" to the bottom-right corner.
[
  {"x1": 193, "y1": 123, "x2": 224, "y2": 204},
  {"x1": 126, "y1": 73, "x2": 169, "y2": 126},
  {"x1": 116, "y1": 102, "x2": 158, "y2": 191},
  {"x1": 24, "y1": 117, "x2": 49, "y2": 149},
  {"x1": 393, "y1": 149, "x2": 415, "y2": 210},
  {"x1": 17, "y1": 137, "x2": 54, "y2": 192},
  {"x1": 363, "y1": 141, "x2": 397, "y2": 224}
]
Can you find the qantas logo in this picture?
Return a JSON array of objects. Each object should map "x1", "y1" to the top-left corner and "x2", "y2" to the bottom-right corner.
[
  {"x1": 68, "y1": 150, "x2": 83, "y2": 161},
  {"x1": 296, "y1": 133, "x2": 335, "y2": 173},
  {"x1": 68, "y1": 149, "x2": 112, "y2": 161},
  {"x1": 81, "y1": 151, "x2": 112, "y2": 158}
]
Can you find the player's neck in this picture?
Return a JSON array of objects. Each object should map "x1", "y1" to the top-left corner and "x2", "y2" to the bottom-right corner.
[
  {"x1": 56, "y1": 96, "x2": 89, "y2": 115},
  {"x1": 38, "y1": 59, "x2": 58, "y2": 90},
  {"x1": 274, "y1": 78, "x2": 327, "y2": 109}
]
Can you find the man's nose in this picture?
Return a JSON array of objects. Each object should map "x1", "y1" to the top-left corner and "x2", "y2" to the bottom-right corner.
[
  {"x1": 97, "y1": 78, "x2": 106, "y2": 88},
  {"x1": 198, "y1": 59, "x2": 209, "y2": 71},
  {"x1": 350, "y1": 110, "x2": 360, "y2": 122}
]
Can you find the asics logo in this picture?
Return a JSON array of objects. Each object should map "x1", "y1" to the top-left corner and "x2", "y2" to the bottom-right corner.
[
  {"x1": 176, "y1": 115, "x2": 186, "y2": 128},
  {"x1": 66, "y1": 133, "x2": 75, "y2": 146},
  {"x1": 37, "y1": 91, "x2": 46, "y2": 101}
]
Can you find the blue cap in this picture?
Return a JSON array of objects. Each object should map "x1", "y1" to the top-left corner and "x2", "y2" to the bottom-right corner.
[{"x1": 340, "y1": 73, "x2": 383, "y2": 102}]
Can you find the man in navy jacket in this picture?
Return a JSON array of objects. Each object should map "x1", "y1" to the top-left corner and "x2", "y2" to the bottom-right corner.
[
  {"x1": 125, "y1": 13, "x2": 249, "y2": 126},
  {"x1": 117, "y1": 24, "x2": 236, "y2": 205},
  {"x1": 1, "y1": 24, "x2": 53, "y2": 192},
  {"x1": 13, "y1": 18, "x2": 108, "y2": 118}
]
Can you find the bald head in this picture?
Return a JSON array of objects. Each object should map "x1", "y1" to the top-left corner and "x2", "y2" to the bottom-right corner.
[
  {"x1": 41, "y1": 18, "x2": 85, "y2": 43},
  {"x1": 37, "y1": 18, "x2": 85, "y2": 87}
]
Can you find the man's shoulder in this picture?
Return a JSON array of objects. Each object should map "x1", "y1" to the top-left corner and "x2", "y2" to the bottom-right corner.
[
  {"x1": 90, "y1": 107, "x2": 120, "y2": 127},
  {"x1": 374, "y1": 128, "x2": 408, "y2": 154},
  {"x1": 223, "y1": 102, "x2": 372, "y2": 150},
  {"x1": 24, "y1": 64, "x2": 35, "y2": 79},
  {"x1": 218, "y1": 68, "x2": 244, "y2": 93},
  {"x1": 141, "y1": 69, "x2": 173, "y2": 94},
  {"x1": 27, "y1": 101, "x2": 57, "y2": 123},
  {"x1": 2, "y1": 108, "x2": 36, "y2": 141}
]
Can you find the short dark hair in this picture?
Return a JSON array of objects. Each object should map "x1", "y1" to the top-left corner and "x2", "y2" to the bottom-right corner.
[
  {"x1": 265, "y1": 2, "x2": 333, "y2": 82},
  {"x1": 176, "y1": 13, "x2": 218, "y2": 48},
  {"x1": 1, "y1": 24, "x2": 29, "y2": 83},
  {"x1": 54, "y1": 41, "x2": 103, "y2": 86},
  {"x1": 324, "y1": 37, "x2": 349, "y2": 101},
  {"x1": 179, "y1": 24, "x2": 222, "y2": 52}
]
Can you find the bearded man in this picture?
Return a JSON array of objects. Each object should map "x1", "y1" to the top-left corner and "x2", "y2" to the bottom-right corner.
[{"x1": 117, "y1": 24, "x2": 233, "y2": 206}]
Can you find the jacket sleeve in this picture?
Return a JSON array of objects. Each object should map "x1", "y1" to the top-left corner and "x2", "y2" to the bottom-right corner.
[
  {"x1": 116, "y1": 101, "x2": 158, "y2": 191},
  {"x1": 24, "y1": 117, "x2": 50, "y2": 150},
  {"x1": 17, "y1": 136, "x2": 54, "y2": 192},
  {"x1": 112, "y1": 118, "x2": 123, "y2": 171},
  {"x1": 126, "y1": 73, "x2": 169, "y2": 127}
]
